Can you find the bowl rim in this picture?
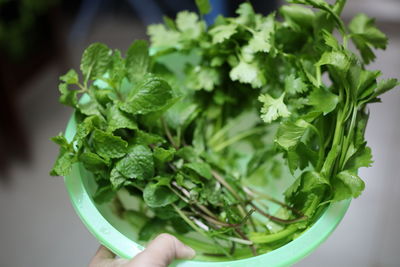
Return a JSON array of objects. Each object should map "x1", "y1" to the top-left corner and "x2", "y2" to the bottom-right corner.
[{"x1": 64, "y1": 114, "x2": 351, "y2": 267}]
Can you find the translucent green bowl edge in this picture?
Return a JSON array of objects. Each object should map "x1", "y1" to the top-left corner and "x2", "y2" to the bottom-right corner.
[{"x1": 63, "y1": 114, "x2": 351, "y2": 267}]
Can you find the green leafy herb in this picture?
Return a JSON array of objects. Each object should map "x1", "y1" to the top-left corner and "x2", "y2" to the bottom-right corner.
[{"x1": 51, "y1": 0, "x2": 398, "y2": 260}]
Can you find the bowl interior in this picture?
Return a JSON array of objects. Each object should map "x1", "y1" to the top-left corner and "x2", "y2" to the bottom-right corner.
[{"x1": 64, "y1": 114, "x2": 350, "y2": 267}]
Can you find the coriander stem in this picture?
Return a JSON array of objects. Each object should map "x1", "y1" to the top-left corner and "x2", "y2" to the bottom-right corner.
[{"x1": 250, "y1": 225, "x2": 298, "y2": 244}]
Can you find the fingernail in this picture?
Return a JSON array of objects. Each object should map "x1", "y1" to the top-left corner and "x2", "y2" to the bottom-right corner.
[{"x1": 182, "y1": 245, "x2": 196, "y2": 259}]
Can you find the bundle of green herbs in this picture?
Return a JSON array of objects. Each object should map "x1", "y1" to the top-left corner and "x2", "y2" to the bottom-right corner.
[{"x1": 51, "y1": 0, "x2": 398, "y2": 259}]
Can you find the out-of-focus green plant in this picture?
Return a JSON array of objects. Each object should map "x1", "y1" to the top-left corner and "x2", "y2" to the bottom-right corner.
[{"x1": 0, "y1": 0, "x2": 59, "y2": 61}]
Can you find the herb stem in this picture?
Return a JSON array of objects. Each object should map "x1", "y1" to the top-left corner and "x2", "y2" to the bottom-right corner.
[
  {"x1": 213, "y1": 127, "x2": 264, "y2": 152},
  {"x1": 250, "y1": 202, "x2": 308, "y2": 224},
  {"x1": 161, "y1": 117, "x2": 178, "y2": 149},
  {"x1": 211, "y1": 170, "x2": 257, "y2": 231}
]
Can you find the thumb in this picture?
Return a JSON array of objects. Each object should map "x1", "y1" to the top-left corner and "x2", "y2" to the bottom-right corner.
[{"x1": 128, "y1": 233, "x2": 195, "y2": 267}]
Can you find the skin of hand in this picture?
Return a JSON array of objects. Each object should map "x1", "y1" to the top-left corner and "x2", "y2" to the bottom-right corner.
[{"x1": 89, "y1": 233, "x2": 196, "y2": 267}]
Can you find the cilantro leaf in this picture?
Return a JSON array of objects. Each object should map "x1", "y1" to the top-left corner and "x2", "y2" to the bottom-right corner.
[
  {"x1": 317, "y1": 51, "x2": 351, "y2": 73},
  {"x1": 209, "y1": 24, "x2": 237, "y2": 44},
  {"x1": 247, "y1": 15, "x2": 274, "y2": 53},
  {"x1": 147, "y1": 24, "x2": 180, "y2": 48},
  {"x1": 280, "y1": 4, "x2": 315, "y2": 31},
  {"x1": 349, "y1": 13, "x2": 388, "y2": 63},
  {"x1": 308, "y1": 86, "x2": 339, "y2": 115},
  {"x1": 176, "y1": 11, "x2": 204, "y2": 40},
  {"x1": 259, "y1": 93, "x2": 291, "y2": 123},
  {"x1": 230, "y1": 60, "x2": 266, "y2": 88},
  {"x1": 276, "y1": 119, "x2": 309, "y2": 150},
  {"x1": 344, "y1": 144, "x2": 373, "y2": 171},
  {"x1": 285, "y1": 74, "x2": 308, "y2": 95},
  {"x1": 187, "y1": 66, "x2": 221, "y2": 91},
  {"x1": 235, "y1": 2, "x2": 255, "y2": 25},
  {"x1": 332, "y1": 170, "x2": 365, "y2": 201}
]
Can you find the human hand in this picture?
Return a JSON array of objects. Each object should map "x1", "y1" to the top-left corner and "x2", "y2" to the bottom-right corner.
[{"x1": 89, "y1": 233, "x2": 196, "y2": 267}]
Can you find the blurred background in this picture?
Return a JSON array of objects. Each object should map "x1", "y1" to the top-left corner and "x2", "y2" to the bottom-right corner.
[{"x1": 0, "y1": 0, "x2": 399, "y2": 266}]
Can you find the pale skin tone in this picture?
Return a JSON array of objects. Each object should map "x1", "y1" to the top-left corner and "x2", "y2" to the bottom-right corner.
[{"x1": 89, "y1": 233, "x2": 196, "y2": 267}]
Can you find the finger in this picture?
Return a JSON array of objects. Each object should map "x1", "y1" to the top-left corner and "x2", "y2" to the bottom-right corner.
[
  {"x1": 129, "y1": 233, "x2": 195, "y2": 267},
  {"x1": 89, "y1": 245, "x2": 116, "y2": 267}
]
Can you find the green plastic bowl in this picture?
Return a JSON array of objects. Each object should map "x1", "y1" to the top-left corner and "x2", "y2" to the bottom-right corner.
[{"x1": 64, "y1": 114, "x2": 350, "y2": 267}]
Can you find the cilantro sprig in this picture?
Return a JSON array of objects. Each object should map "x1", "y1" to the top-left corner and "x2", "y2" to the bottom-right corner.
[{"x1": 51, "y1": 0, "x2": 398, "y2": 259}]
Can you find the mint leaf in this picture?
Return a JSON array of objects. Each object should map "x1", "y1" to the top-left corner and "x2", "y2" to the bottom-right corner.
[
  {"x1": 79, "y1": 152, "x2": 109, "y2": 173},
  {"x1": 135, "y1": 130, "x2": 165, "y2": 146},
  {"x1": 116, "y1": 145, "x2": 154, "y2": 180},
  {"x1": 50, "y1": 134, "x2": 76, "y2": 176},
  {"x1": 78, "y1": 97, "x2": 102, "y2": 117},
  {"x1": 92, "y1": 129, "x2": 128, "y2": 159},
  {"x1": 165, "y1": 101, "x2": 199, "y2": 130},
  {"x1": 93, "y1": 184, "x2": 115, "y2": 204},
  {"x1": 106, "y1": 106, "x2": 137, "y2": 132},
  {"x1": 259, "y1": 93, "x2": 291, "y2": 123},
  {"x1": 80, "y1": 43, "x2": 111, "y2": 80},
  {"x1": 59, "y1": 83, "x2": 78, "y2": 107},
  {"x1": 153, "y1": 147, "x2": 175, "y2": 163},
  {"x1": 126, "y1": 40, "x2": 150, "y2": 83},
  {"x1": 184, "y1": 162, "x2": 213, "y2": 180},
  {"x1": 110, "y1": 168, "x2": 127, "y2": 190},
  {"x1": 195, "y1": 0, "x2": 211, "y2": 16},
  {"x1": 143, "y1": 181, "x2": 179, "y2": 208},
  {"x1": 60, "y1": 69, "x2": 79, "y2": 84},
  {"x1": 121, "y1": 76, "x2": 173, "y2": 115},
  {"x1": 139, "y1": 218, "x2": 165, "y2": 241}
]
